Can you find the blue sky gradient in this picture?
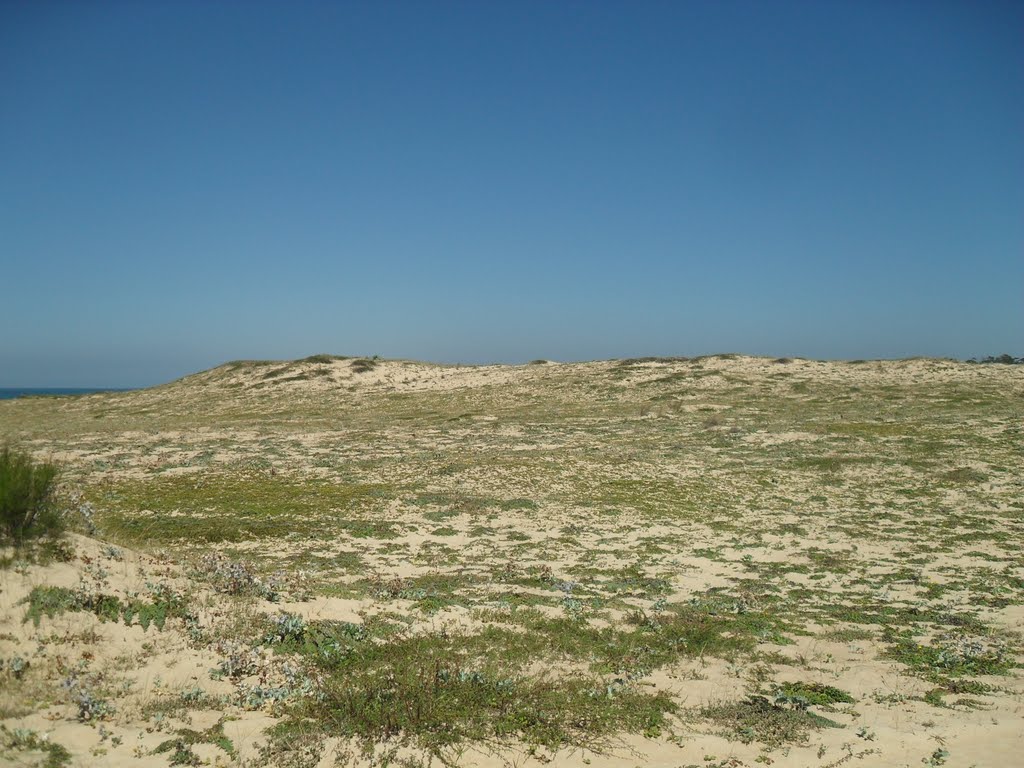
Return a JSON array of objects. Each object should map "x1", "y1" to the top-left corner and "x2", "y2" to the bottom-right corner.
[{"x1": 2, "y1": 1, "x2": 1021, "y2": 386}]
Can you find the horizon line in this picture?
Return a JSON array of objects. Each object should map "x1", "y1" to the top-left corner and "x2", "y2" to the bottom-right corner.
[{"x1": 4, "y1": 351, "x2": 1022, "y2": 391}]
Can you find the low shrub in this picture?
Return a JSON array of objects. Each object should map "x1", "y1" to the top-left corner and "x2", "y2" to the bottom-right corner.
[
  {"x1": 0, "y1": 446, "x2": 62, "y2": 545},
  {"x1": 350, "y1": 358, "x2": 378, "y2": 374}
]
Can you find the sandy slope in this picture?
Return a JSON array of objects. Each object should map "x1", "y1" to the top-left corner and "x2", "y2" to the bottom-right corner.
[{"x1": 1, "y1": 355, "x2": 1021, "y2": 767}]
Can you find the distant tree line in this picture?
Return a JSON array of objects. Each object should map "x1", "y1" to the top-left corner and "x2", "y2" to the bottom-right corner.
[{"x1": 965, "y1": 354, "x2": 1023, "y2": 365}]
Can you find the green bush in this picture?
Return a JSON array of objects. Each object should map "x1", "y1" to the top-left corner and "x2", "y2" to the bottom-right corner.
[
  {"x1": 350, "y1": 358, "x2": 378, "y2": 374},
  {"x1": 0, "y1": 446, "x2": 62, "y2": 545}
]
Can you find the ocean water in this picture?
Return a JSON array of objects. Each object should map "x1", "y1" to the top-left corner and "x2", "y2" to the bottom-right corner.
[{"x1": 0, "y1": 388, "x2": 130, "y2": 400}]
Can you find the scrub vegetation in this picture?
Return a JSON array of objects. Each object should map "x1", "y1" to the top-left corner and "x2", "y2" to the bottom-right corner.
[
  {"x1": 0, "y1": 354, "x2": 1021, "y2": 767},
  {"x1": 0, "y1": 445, "x2": 62, "y2": 546}
]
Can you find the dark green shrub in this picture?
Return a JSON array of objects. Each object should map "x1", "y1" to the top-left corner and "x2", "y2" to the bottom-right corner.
[
  {"x1": 702, "y1": 695, "x2": 842, "y2": 747},
  {"x1": 350, "y1": 358, "x2": 377, "y2": 374},
  {"x1": 967, "y1": 354, "x2": 1023, "y2": 364},
  {"x1": 22, "y1": 583, "x2": 191, "y2": 631},
  {"x1": 0, "y1": 446, "x2": 62, "y2": 545}
]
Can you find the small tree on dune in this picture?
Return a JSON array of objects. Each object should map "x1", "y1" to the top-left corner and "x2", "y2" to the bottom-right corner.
[{"x1": 0, "y1": 445, "x2": 62, "y2": 546}]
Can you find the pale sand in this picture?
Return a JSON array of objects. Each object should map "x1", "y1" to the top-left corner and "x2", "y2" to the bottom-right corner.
[{"x1": 1, "y1": 355, "x2": 1021, "y2": 767}]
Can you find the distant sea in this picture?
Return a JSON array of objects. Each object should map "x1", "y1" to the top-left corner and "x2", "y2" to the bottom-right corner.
[{"x1": 0, "y1": 388, "x2": 131, "y2": 400}]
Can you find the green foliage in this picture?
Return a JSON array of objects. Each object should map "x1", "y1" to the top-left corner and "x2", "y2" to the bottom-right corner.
[
  {"x1": 121, "y1": 590, "x2": 189, "y2": 631},
  {"x1": 967, "y1": 354, "x2": 1022, "y2": 365},
  {"x1": 616, "y1": 356, "x2": 689, "y2": 367},
  {"x1": 921, "y1": 678, "x2": 995, "y2": 709},
  {"x1": 702, "y1": 695, "x2": 843, "y2": 747},
  {"x1": 154, "y1": 720, "x2": 235, "y2": 764},
  {"x1": 822, "y1": 600, "x2": 989, "y2": 632},
  {"x1": 194, "y1": 552, "x2": 283, "y2": 600},
  {"x1": 266, "y1": 617, "x2": 368, "y2": 660},
  {"x1": 365, "y1": 572, "x2": 476, "y2": 612},
  {"x1": 771, "y1": 682, "x2": 855, "y2": 709},
  {"x1": 0, "y1": 446, "x2": 62, "y2": 545},
  {"x1": 305, "y1": 642, "x2": 675, "y2": 752},
  {"x1": 89, "y1": 473, "x2": 384, "y2": 545},
  {"x1": 939, "y1": 467, "x2": 988, "y2": 484},
  {"x1": 21, "y1": 586, "x2": 79, "y2": 627},
  {"x1": 0, "y1": 726, "x2": 71, "y2": 768},
  {"x1": 603, "y1": 564, "x2": 672, "y2": 597},
  {"x1": 350, "y1": 358, "x2": 378, "y2": 374},
  {"x1": 21, "y1": 584, "x2": 190, "y2": 631},
  {"x1": 276, "y1": 594, "x2": 776, "y2": 751},
  {"x1": 884, "y1": 632, "x2": 1014, "y2": 681},
  {"x1": 164, "y1": 741, "x2": 200, "y2": 766},
  {"x1": 62, "y1": 673, "x2": 115, "y2": 722}
]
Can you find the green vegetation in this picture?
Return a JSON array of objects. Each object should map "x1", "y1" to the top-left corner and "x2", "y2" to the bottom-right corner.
[
  {"x1": 22, "y1": 583, "x2": 191, "y2": 631},
  {"x1": 939, "y1": 467, "x2": 988, "y2": 484},
  {"x1": 0, "y1": 446, "x2": 61, "y2": 545},
  {"x1": 770, "y1": 682, "x2": 855, "y2": 709},
  {"x1": 1, "y1": 355, "x2": 1022, "y2": 764},
  {"x1": 701, "y1": 695, "x2": 843, "y2": 747},
  {"x1": 153, "y1": 720, "x2": 235, "y2": 765},
  {"x1": 883, "y1": 632, "x2": 1015, "y2": 681},
  {"x1": 350, "y1": 357, "x2": 378, "y2": 373},
  {"x1": 87, "y1": 473, "x2": 386, "y2": 546},
  {"x1": 0, "y1": 726, "x2": 71, "y2": 768},
  {"x1": 19, "y1": 585, "x2": 79, "y2": 626},
  {"x1": 292, "y1": 622, "x2": 678, "y2": 752},
  {"x1": 966, "y1": 354, "x2": 1023, "y2": 364}
]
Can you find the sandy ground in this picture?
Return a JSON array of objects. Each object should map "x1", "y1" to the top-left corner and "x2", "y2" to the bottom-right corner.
[{"x1": 1, "y1": 355, "x2": 1021, "y2": 767}]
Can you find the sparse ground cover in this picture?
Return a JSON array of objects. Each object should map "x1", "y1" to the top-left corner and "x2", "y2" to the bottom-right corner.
[{"x1": 0, "y1": 355, "x2": 1021, "y2": 767}]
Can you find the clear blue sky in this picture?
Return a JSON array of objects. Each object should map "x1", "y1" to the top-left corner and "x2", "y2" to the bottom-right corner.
[{"x1": 2, "y1": 1, "x2": 1021, "y2": 386}]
